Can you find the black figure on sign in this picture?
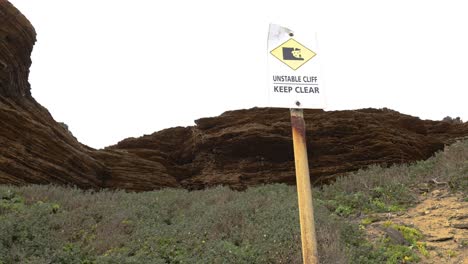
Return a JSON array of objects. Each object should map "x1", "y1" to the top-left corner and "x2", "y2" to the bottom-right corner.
[{"x1": 282, "y1": 47, "x2": 304, "y2": 61}]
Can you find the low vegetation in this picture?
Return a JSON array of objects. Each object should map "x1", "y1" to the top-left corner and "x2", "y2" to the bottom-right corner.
[{"x1": 1, "y1": 140, "x2": 466, "y2": 263}]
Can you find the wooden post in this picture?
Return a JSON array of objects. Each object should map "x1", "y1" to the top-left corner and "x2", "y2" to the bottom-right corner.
[{"x1": 290, "y1": 108, "x2": 318, "y2": 264}]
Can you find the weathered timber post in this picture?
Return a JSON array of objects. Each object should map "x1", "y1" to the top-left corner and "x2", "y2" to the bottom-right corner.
[{"x1": 290, "y1": 108, "x2": 318, "y2": 263}]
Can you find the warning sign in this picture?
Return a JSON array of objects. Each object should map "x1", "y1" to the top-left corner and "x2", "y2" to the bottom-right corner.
[
  {"x1": 270, "y1": 39, "x2": 317, "y2": 70},
  {"x1": 267, "y1": 24, "x2": 326, "y2": 109}
]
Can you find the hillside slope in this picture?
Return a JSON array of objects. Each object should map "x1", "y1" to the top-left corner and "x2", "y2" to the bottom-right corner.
[
  {"x1": 1, "y1": 0, "x2": 468, "y2": 190},
  {"x1": 1, "y1": 139, "x2": 466, "y2": 263}
]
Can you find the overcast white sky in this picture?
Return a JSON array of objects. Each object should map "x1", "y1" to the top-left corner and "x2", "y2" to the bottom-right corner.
[{"x1": 10, "y1": 0, "x2": 468, "y2": 149}]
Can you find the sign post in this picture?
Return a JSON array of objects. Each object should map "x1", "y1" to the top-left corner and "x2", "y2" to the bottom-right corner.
[
  {"x1": 267, "y1": 24, "x2": 324, "y2": 263},
  {"x1": 290, "y1": 108, "x2": 318, "y2": 263}
]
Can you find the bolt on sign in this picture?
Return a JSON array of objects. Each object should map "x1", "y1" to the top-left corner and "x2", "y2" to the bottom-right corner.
[{"x1": 267, "y1": 24, "x2": 326, "y2": 109}]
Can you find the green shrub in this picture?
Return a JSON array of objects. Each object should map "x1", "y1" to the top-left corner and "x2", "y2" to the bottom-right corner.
[
  {"x1": 0, "y1": 185, "x2": 349, "y2": 263},
  {"x1": 0, "y1": 139, "x2": 466, "y2": 263}
]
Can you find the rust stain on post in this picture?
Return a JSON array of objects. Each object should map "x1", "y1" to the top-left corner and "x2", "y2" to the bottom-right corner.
[
  {"x1": 290, "y1": 109, "x2": 307, "y2": 139},
  {"x1": 290, "y1": 108, "x2": 319, "y2": 264}
]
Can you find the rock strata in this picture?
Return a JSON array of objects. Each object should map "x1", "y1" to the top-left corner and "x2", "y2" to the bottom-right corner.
[
  {"x1": 1, "y1": 1, "x2": 468, "y2": 191},
  {"x1": 110, "y1": 108, "x2": 468, "y2": 190},
  {"x1": 0, "y1": 0, "x2": 178, "y2": 190}
]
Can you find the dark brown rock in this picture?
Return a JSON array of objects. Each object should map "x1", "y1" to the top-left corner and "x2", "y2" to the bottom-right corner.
[
  {"x1": 0, "y1": 0, "x2": 101, "y2": 188},
  {"x1": 0, "y1": 1, "x2": 177, "y2": 191},
  {"x1": 111, "y1": 108, "x2": 468, "y2": 190},
  {"x1": 0, "y1": 0, "x2": 35, "y2": 98},
  {"x1": 1, "y1": 1, "x2": 468, "y2": 191}
]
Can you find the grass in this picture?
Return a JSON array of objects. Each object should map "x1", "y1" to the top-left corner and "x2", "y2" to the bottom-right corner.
[{"x1": 0, "y1": 139, "x2": 466, "y2": 263}]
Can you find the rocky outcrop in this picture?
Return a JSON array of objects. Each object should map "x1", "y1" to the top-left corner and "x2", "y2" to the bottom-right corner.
[
  {"x1": 1, "y1": 0, "x2": 102, "y2": 187},
  {"x1": 0, "y1": 0, "x2": 35, "y2": 98},
  {"x1": 0, "y1": 0, "x2": 178, "y2": 190},
  {"x1": 1, "y1": 1, "x2": 468, "y2": 191},
  {"x1": 110, "y1": 108, "x2": 468, "y2": 190}
]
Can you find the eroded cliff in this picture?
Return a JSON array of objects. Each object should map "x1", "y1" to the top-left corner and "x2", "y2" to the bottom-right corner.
[{"x1": 1, "y1": 1, "x2": 467, "y2": 191}]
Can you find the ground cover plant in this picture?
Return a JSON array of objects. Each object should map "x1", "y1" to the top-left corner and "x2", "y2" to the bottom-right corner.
[{"x1": 0, "y1": 139, "x2": 466, "y2": 263}]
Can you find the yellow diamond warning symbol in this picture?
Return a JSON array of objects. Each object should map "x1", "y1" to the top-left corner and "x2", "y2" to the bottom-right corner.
[{"x1": 270, "y1": 38, "x2": 317, "y2": 70}]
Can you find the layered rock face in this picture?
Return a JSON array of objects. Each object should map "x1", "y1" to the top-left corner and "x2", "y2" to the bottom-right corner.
[
  {"x1": 1, "y1": 1, "x2": 468, "y2": 191},
  {"x1": 1, "y1": 0, "x2": 104, "y2": 186},
  {"x1": 0, "y1": 0, "x2": 178, "y2": 190},
  {"x1": 110, "y1": 108, "x2": 468, "y2": 190},
  {"x1": 0, "y1": 0, "x2": 34, "y2": 97}
]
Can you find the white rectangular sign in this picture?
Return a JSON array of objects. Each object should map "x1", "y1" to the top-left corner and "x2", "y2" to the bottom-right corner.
[{"x1": 267, "y1": 24, "x2": 326, "y2": 109}]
